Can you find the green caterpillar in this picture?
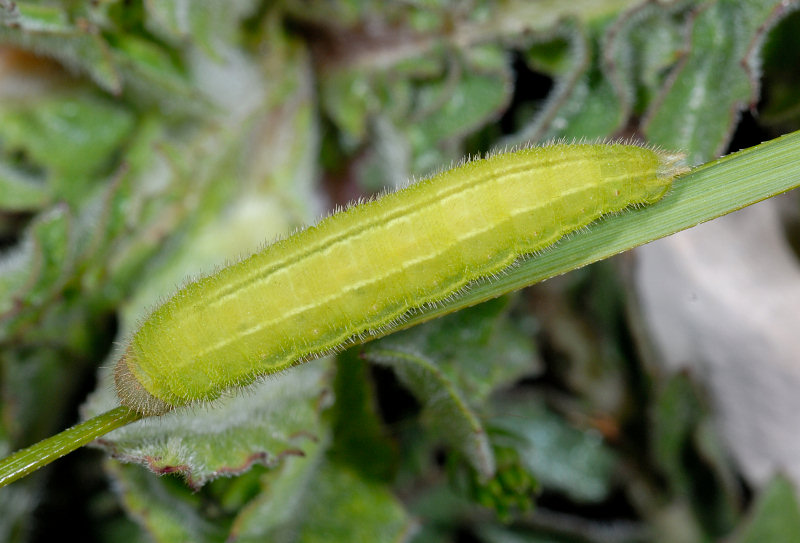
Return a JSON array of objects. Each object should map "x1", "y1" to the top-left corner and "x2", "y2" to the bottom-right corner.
[{"x1": 115, "y1": 142, "x2": 687, "y2": 416}]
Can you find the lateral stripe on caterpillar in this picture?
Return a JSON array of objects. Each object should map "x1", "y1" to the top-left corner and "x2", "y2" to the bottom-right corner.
[{"x1": 115, "y1": 142, "x2": 688, "y2": 416}]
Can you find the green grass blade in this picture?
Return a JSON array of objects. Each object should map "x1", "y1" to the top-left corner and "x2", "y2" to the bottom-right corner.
[
  {"x1": 382, "y1": 130, "x2": 800, "y2": 334},
  {"x1": 0, "y1": 407, "x2": 141, "y2": 488}
]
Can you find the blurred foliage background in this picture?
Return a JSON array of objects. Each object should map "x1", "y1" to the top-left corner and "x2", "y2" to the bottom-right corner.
[{"x1": 2, "y1": 0, "x2": 800, "y2": 542}]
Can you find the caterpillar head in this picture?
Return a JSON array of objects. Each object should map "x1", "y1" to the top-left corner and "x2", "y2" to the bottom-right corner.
[{"x1": 114, "y1": 350, "x2": 174, "y2": 417}]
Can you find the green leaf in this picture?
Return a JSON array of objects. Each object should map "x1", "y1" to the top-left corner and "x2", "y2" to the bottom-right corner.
[
  {"x1": 364, "y1": 296, "x2": 541, "y2": 479},
  {"x1": 365, "y1": 343, "x2": 495, "y2": 480},
  {"x1": 404, "y1": 484, "x2": 472, "y2": 543},
  {"x1": 651, "y1": 372, "x2": 706, "y2": 495},
  {"x1": 143, "y1": 0, "x2": 258, "y2": 58},
  {"x1": 0, "y1": 160, "x2": 48, "y2": 211},
  {"x1": 108, "y1": 34, "x2": 204, "y2": 114},
  {"x1": 490, "y1": 393, "x2": 616, "y2": 503},
  {"x1": 476, "y1": 521, "x2": 646, "y2": 543},
  {"x1": 553, "y1": 62, "x2": 624, "y2": 140},
  {"x1": 512, "y1": 19, "x2": 609, "y2": 142},
  {"x1": 604, "y1": 2, "x2": 686, "y2": 118},
  {"x1": 651, "y1": 372, "x2": 739, "y2": 536},
  {"x1": 0, "y1": 92, "x2": 134, "y2": 202},
  {"x1": 731, "y1": 476, "x2": 800, "y2": 543},
  {"x1": 406, "y1": 44, "x2": 513, "y2": 165},
  {"x1": 0, "y1": 3, "x2": 122, "y2": 92},
  {"x1": 328, "y1": 351, "x2": 398, "y2": 481},
  {"x1": 645, "y1": 0, "x2": 789, "y2": 164},
  {"x1": 530, "y1": 21, "x2": 625, "y2": 140},
  {"x1": 370, "y1": 296, "x2": 541, "y2": 406},
  {"x1": 230, "y1": 437, "x2": 413, "y2": 543},
  {"x1": 85, "y1": 362, "x2": 330, "y2": 489},
  {"x1": 530, "y1": 264, "x2": 631, "y2": 415},
  {"x1": 760, "y1": 9, "x2": 800, "y2": 127},
  {"x1": 1, "y1": 2, "x2": 71, "y2": 33},
  {"x1": 320, "y1": 24, "x2": 513, "y2": 172},
  {"x1": 0, "y1": 205, "x2": 72, "y2": 331},
  {"x1": 106, "y1": 460, "x2": 228, "y2": 543}
]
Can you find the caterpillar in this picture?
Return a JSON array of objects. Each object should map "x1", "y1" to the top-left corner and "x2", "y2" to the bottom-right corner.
[{"x1": 115, "y1": 142, "x2": 687, "y2": 416}]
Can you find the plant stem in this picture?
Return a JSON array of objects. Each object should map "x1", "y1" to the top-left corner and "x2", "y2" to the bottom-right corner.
[{"x1": 0, "y1": 406, "x2": 142, "y2": 488}]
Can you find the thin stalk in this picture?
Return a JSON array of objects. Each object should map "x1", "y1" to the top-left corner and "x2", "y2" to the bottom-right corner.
[{"x1": 0, "y1": 406, "x2": 142, "y2": 488}]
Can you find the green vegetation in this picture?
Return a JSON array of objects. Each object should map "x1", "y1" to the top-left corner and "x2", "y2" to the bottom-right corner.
[{"x1": 2, "y1": 1, "x2": 800, "y2": 542}]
